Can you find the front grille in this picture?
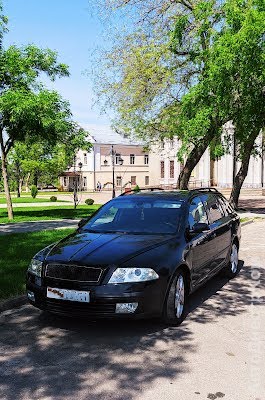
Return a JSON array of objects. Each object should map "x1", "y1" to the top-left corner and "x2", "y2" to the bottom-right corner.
[
  {"x1": 45, "y1": 264, "x2": 103, "y2": 283},
  {"x1": 45, "y1": 299, "x2": 116, "y2": 318}
]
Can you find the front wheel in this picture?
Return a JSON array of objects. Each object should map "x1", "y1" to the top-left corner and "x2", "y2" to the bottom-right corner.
[{"x1": 162, "y1": 269, "x2": 187, "y2": 326}]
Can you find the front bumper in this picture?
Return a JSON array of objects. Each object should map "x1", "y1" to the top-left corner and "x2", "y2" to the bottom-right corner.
[{"x1": 26, "y1": 273, "x2": 167, "y2": 319}]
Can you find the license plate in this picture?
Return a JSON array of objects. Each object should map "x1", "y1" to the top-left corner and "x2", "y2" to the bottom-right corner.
[{"x1": 47, "y1": 287, "x2": 90, "y2": 303}]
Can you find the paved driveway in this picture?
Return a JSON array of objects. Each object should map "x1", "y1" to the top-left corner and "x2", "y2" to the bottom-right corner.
[
  {"x1": 0, "y1": 220, "x2": 78, "y2": 235},
  {"x1": 0, "y1": 221, "x2": 264, "y2": 400}
]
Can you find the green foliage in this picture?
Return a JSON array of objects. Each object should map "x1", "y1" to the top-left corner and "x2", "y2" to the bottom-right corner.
[
  {"x1": 0, "y1": 205, "x2": 100, "y2": 223},
  {"x1": 0, "y1": 229, "x2": 75, "y2": 300},
  {"x1": 0, "y1": 2, "x2": 92, "y2": 219},
  {"x1": 133, "y1": 184, "x2": 140, "y2": 192},
  {"x1": 31, "y1": 185, "x2": 38, "y2": 198},
  {"x1": 85, "y1": 198, "x2": 95, "y2": 205},
  {"x1": 50, "y1": 196, "x2": 57, "y2": 202}
]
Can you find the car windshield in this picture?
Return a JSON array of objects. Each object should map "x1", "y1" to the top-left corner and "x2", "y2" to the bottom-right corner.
[{"x1": 82, "y1": 197, "x2": 183, "y2": 234}]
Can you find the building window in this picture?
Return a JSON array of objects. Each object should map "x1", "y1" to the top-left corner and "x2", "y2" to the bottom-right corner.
[
  {"x1": 169, "y1": 139, "x2": 174, "y2": 149},
  {"x1": 131, "y1": 176, "x2": 136, "y2": 185},
  {"x1": 116, "y1": 176, "x2": 122, "y2": 186},
  {"x1": 144, "y1": 154, "x2": 149, "y2": 165},
  {"x1": 83, "y1": 176, "x2": 87, "y2": 188},
  {"x1": 145, "y1": 176, "x2": 149, "y2": 186},
  {"x1": 115, "y1": 153, "x2": 121, "y2": 164},
  {"x1": 170, "y1": 160, "x2": 174, "y2": 178},
  {"x1": 130, "y1": 154, "x2": 135, "y2": 165},
  {"x1": 84, "y1": 153, "x2": 87, "y2": 165},
  {"x1": 63, "y1": 177, "x2": 67, "y2": 187},
  {"x1": 160, "y1": 161, "x2": 165, "y2": 178}
]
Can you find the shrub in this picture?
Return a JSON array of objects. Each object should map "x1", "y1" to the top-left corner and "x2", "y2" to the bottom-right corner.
[
  {"x1": 85, "y1": 198, "x2": 94, "y2": 205},
  {"x1": 50, "y1": 196, "x2": 57, "y2": 202},
  {"x1": 133, "y1": 184, "x2": 140, "y2": 193},
  {"x1": 31, "y1": 185, "x2": 38, "y2": 198}
]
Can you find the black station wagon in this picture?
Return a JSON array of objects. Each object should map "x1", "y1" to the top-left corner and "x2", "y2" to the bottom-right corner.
[{"x1": 26, "y1": 188, "x2": 241, "y2": 325}]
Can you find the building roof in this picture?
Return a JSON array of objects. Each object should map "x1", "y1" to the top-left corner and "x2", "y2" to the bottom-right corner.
[{"x1": 85, "y1": 125, "x2": 143, "y2": 146}]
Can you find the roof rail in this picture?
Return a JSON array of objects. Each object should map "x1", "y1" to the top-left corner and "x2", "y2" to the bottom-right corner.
[
  {"x1": 189, "y1": 187, "x2": 219, "y2": 193},
  {"x1": 119, "y1": 187, "x2": 164, "y2": 196}
]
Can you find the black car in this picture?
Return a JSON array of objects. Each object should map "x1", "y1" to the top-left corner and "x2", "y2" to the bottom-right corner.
[{"x1": 26, "y1": 188, "x2": 241, "y2": 325}]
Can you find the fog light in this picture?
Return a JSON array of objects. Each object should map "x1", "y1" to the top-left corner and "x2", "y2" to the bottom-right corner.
[
  {"x1": 27, "y1": 291, "x2": 35, "y2": 302},
  {"x1": 115, "y1": 302, "x2": 138, "y2": 314}
]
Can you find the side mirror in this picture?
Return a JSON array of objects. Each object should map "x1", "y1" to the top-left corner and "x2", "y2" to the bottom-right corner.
[
  {"x1": 78, "y1": 217, "x2": 90, "y2": 228},
  {"x1": 189, "y1": 222, "x2": 210, "y2": 235}
]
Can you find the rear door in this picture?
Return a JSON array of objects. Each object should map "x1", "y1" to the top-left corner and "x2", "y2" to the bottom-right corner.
[
  {"x1": 201, "y1": 193, "x2": 231, "y2": 272},
  {"x1": 187, "y1": 196, "x2": 217, "y2": 286}
]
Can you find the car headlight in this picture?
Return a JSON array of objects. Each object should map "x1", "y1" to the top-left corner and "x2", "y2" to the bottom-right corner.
[
  {"x1": 108, "y1": 268, "x2": 159, "y2": 284},
  {"x1": 28, "y1": 259, "x2": 43, "y2": 277}
]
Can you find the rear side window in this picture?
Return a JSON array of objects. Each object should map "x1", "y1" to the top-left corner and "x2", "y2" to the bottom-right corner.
[
  {"x1": 204, "y1": 194, "x2": 224, "y2": 223},
  {"x1": 188, "y1": 196, "x2": 208, "y2": 228},
  {"x1": 218, "y1": 196, "x2": 234, "y2": 215}
]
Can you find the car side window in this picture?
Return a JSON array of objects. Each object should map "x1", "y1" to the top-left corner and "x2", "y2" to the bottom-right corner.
[
  {"x1": 188, "y1": 196, "x2": 208, "y2": 228},
  {"x1": 218, "y1": 196, "x2": 234, "y2": 215},
  {"x1": 205, "y1": 194, "x2": 224, "y2": 223}
]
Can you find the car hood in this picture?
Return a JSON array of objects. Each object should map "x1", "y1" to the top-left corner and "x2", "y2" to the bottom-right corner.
[{"x1": 43, "y1": 231, "x2": 174, "y2": 266}]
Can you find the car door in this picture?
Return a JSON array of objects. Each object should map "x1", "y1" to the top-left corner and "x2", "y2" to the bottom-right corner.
[
  {"x1": 187, "y1": 196, "x2": 217, "y2": 287},
  {"x1": 201, "y1": 193, "x2": 232, "y2": 273}
]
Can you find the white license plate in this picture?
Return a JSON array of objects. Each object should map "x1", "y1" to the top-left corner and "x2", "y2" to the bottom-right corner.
[{"x1": 47, "y1": 287, "x2": 90, "y2": 303}]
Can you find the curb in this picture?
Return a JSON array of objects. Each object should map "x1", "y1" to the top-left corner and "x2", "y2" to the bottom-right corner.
[
  {"x1": 0, "y1": 295, "x2": 27, "y2": 313},
  {"x1": 241, "y1": 219, "x2": 254, "y2": 227}
]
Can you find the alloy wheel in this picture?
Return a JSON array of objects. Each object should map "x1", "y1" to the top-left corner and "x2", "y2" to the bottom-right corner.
[
  {"x1": 230, "y1": 243, "x2": 238, "y2": 273},
  {"x1": 175, "y1": 274, "x2": 185, "y2": 318}
]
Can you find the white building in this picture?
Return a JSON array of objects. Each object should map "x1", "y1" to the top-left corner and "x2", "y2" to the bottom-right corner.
[
  {"x1": 59, "y1": 130, "x2": 159, "y2": 192},
  {"x1": 60, "y1": 126, "x2": 264, "y2": 192}
]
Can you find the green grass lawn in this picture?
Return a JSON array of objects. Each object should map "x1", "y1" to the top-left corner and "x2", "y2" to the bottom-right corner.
[
  {"x1": 0, "y1": 197, "x2": 71, "y2": 204},
  {"x1": 0, "y1": 205, "x2": 100, "y2": 223},
  {"x1": 0, "y1": 229, "x2": 75, "y2": 300}
]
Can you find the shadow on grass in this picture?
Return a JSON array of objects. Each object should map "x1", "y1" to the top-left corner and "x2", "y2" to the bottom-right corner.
[{"x1": 0, "y1": 259, "x2": 264, "y2": 400}]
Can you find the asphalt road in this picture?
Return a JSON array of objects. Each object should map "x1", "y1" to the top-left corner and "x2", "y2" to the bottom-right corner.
[{"x1": 0, "y1": 220, "x2": 264, "y2": 400}]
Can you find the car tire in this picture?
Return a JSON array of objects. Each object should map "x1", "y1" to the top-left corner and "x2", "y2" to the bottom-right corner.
[
  {"x1": 162, "y1": 268, "x2": 187, "y2": 326},
  {"x1": 223, "y1": 241, "x2": 239, "y2": 278}
]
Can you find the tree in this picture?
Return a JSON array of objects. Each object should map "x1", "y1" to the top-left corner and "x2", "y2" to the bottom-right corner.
[
  {"x1": 93, "y1": 0, "x2": 265, "y2": 206},
  {"x1": 0, "y1": 3, "x2": 90, "y2": 219},
  {"x1": 200, "y1": 0, "x2": 265, "y2": 206},
  {"x1": 8, "y1": 127, "x2": 91, "y2": 197},
  {"x1": 92, "y1": 0, "x2": 225, "y2": 186}
]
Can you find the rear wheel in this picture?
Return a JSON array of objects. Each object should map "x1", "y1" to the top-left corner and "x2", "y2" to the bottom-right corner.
[
  {"x1": 223, "y1": 242, "x2": 239, "y2": 278},
  {"x1": 163, "y1": 269, "x2": 187, "y2": 326}
]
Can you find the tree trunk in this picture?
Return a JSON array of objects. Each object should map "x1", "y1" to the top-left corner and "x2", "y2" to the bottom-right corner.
[
  {"x1": 25, "y1": 173, "x2": 30, "y2": 192},
  {"x1": 15, "y1": 161, "x2": 21, "y2": 197},
  {"x1": 0, "y1": 133, "x2": 14, "y2": 219},
  {"x1": 19, "y1": 178, "x2": 23, "y2": 195},
  {"x1": 177, "y1": 131, "x2": 214, "y2": 189},
  {"x1": 33, "y1": 172, "x2": 38, "y2": 187},
  {"x1": 229, "y1": 131, "x2": 258, "y2": 208},
  {"x1": 16, "y1": 179, "x2": 21, "y2": 198}
]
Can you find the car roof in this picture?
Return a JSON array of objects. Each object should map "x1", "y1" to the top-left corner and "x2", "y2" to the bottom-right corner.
[{"x1": 115, "y1": 188, "x2": 221, "y2": 203}]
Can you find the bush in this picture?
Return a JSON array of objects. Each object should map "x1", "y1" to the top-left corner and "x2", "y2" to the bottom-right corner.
[
  {"x1": 50, "y1": 196, "x2": 57, "y2": 202},
  {"x1": 133, "y1": 184, "x2": 140, "y2": 193},
  {"x1": 31, "y1": 185, "x2": 38, "y2": 199},
  {"x1": 85, "y1": 198, "x2": 94, "y2": 205}
]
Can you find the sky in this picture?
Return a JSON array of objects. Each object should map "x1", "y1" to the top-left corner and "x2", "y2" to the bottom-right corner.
[{"x1": 3, "y1": 0, "x2": 113, "y2": 135}]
